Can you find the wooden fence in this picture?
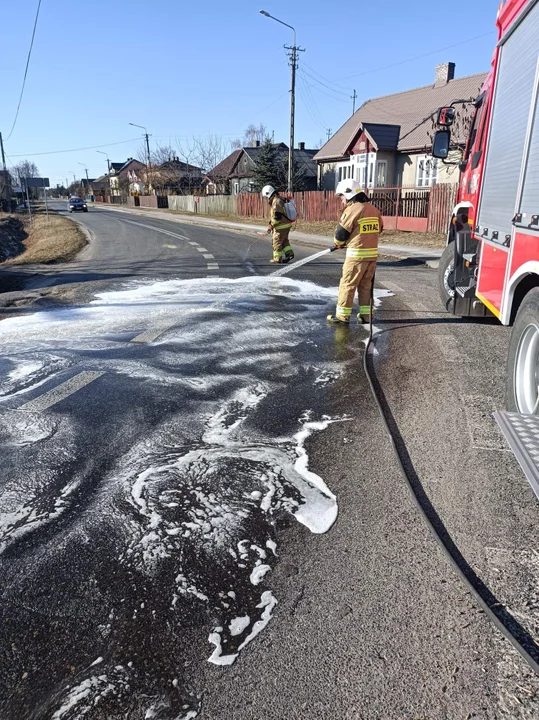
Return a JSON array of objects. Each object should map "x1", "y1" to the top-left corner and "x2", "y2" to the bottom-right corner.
[{"x1": 98, "y1": 184, "x2": 457, "y2": 233}]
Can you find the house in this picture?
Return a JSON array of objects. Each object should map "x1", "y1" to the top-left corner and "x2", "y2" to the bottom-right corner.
[
  {"x1": 89, "y1": 175, "x2": 111, "y2": 198},
  {"x1": 314, "y1": 63, "x2": 488, "y2": 191},
  {"x1": 204, "y1": 142, "x2": 318, "y2": 195},
  {"x1": 203, "y1": 149, "x2": 242, "y2": 195},
  {"x1": 109, "y1": 158, "x2": 146, "y2": 196},
  {"x1": 146, "y1": 156, "x2": 203, "y2": 196}
]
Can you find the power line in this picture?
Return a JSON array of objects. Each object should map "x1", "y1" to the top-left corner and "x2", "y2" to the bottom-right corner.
[
  {"x1": 297, "y1": 76, "x2": 327, "y2": 132},
  {"x1": 301, "y1": 67, "x2": 351, "y2": 97},
  {"x1": 5, "y1": 0, "x2": 43, "y2": 142},
  {"x1": 9, "y1": 137, "x2": 144, "y2": 158},
  {"x1": 301, "y1": 61, "x2": 352, "y2": 92},
  {"x1": 299, "y1": 71, "x2": 350, "y2": 105},
  {"x1": 339, "y1": 31, "x2": 495, "y2": 81}
]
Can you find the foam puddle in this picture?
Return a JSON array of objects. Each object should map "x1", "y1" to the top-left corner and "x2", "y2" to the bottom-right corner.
[{"x1": 0, "y1": 275, "x2": 388, "y2": 718}]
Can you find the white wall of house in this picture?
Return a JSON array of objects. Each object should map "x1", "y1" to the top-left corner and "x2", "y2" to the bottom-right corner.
[
  {"x1": 398, "y1": 153, "x2": 458, "y2": 186},
  {"x1": 320, "y1": 152, "x2": 396, "y2": 191}
]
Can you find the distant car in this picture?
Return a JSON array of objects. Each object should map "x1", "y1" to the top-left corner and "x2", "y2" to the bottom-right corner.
[{"x1": 68, "y1": 197, "x2": 88, "y2": 213}]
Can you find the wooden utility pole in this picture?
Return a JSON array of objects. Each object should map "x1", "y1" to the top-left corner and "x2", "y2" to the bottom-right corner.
[
  {"x1": 0, "y1": 132, "x2": 6, "y2": 172},
  {"x1": 351, "y1": 89, "x2": 357, "y2": 115}
]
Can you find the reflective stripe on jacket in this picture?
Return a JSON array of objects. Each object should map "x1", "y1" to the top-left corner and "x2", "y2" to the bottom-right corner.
[
  {"x1": 338, "y1": 200, "x2": 383, "y2": 250},
  {"x1": 345, "y1": 247, "x2": 378, "y2": 259},
  {"x1": 270, "y1": 195, "x2": 293, "y2": 231}
]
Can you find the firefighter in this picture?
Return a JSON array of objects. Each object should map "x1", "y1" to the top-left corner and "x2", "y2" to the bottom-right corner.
[
  {"x1": 327, "y1": 180, "x2": 383, "y2": 325},
  {"x1": 261, "y1": 185, "x2": 295, "y2": 264}
]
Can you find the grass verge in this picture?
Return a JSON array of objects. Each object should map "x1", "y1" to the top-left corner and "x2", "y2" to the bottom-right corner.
[
  {"x1": 0, "y1": 209, "x2": 87, "y2": 266},
  {"x1": 150, "y1": 207, "x2": 445, "y2": 248}
]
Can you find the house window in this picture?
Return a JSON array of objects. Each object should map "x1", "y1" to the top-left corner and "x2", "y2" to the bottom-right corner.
[
  {"x1": 416, "y1": 156, "x2": 439, "y2": 187},
  {"x1": 338, "y1": 167, "x2": 343, "y2": 182},
  {"x1": 376, "y1": 161, "x2": 388, "y2": 188},
  {"x1": 234, "y1": 182, "x2": 239, "y2": 194}
]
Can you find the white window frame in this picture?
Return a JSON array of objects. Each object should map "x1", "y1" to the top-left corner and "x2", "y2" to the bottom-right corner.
[{"x1": 415, "y1": 155, "x2": 439, "y2": 187}]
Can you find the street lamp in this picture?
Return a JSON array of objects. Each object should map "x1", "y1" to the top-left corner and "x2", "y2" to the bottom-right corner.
[
  {"x1": 129, "y1": 122, "x2": 152, "y2": 193},
  {"x1": 260, "y1": 9, "x2": 303, "y2": 193},
  {"x1": 97, "y1": 150, "x2": 111, "y2": 175}
]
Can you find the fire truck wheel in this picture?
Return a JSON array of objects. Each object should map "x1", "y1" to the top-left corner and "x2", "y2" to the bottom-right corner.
[
  {"x1": 507, "y1": 287, "x2": 539, "y2": 413},
  {"x1": 438, "y1": 242, "x2": 455, "y2": 311}
]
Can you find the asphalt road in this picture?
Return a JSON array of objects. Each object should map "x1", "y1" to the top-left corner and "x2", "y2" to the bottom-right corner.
[{"x1": 0, "y1": 203, "x2": 538, "y2": 719}]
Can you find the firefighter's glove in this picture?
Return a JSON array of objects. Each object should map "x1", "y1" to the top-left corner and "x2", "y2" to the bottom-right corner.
[{"x1": 333, "y1": 240, "x2": 346, "y2": 250}]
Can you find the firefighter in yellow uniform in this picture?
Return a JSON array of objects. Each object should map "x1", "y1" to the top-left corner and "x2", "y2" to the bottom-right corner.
[
  {"x1": 261, "y1": 185, "x2": 295, "y2": 264},
  {"x1": 327, "y1": 180, "x2": 383, "y2": 324}
]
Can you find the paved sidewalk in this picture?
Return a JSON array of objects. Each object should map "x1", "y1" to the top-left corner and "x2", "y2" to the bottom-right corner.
[{"x1": 90, "y1": 203, "x2": 443, "y2": 260}]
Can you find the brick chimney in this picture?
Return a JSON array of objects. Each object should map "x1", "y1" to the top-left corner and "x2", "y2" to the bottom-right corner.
[
  {"x1": 298, "y1": 141, "x2": 305, "y2": 150},
  {"x1": 435, "y1": 62, "x2": 455, "y2": 87},
  {"x1": 255, "y1": 140, "x2": 261, "y2": 147}
]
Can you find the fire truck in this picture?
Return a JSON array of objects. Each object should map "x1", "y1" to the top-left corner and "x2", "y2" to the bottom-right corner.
[{"x1": 432, "y1": 0, "x2": 539, "y2": 495}]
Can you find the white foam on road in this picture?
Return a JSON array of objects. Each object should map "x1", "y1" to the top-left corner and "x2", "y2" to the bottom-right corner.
[
  {"x1": 0, "y1": 274, "x2": 393, "y2": 707},
  {"x1": 208, "y1": 591, "x2": 277, "y2": 665}
]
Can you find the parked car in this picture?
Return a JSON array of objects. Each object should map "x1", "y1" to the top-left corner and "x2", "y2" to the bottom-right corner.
[{"x1": 67, "y1": 197, "x2": 88, "y2": 213}]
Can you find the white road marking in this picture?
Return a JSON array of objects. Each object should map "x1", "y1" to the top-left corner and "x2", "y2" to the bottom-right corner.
[
  {"x1": 131, "y1": 323, "x2": 177, "y2": 344},
  {"x1": 207, "y1": 263, "x2": 220, "y2": 270},
  {"x1": 189, "y1": 242, "x2": 199, "y2": 246},
  {"x1": 203, "y1": 253, "x2": 215, "y2": 259},
  {"x1": 163, "y1": 244, "x2": 177, "y2": 249},
  {"x1": 196, "y1": 247, "x2": 208, "y2": 252},
  {"x1": 121, "y1": 218, "x2": 190, "y2": 241},
  {"x1": 381, "y1": 280, "x2": 404, "y2": 293},
  {"x1": 20, "y1": 371, "x2": 105, "y2": 412}
]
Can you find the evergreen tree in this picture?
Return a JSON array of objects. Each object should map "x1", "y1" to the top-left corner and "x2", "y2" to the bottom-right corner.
[
  {"x1": 252, "y1": 141, "x2": 309, "y2": 192},
  {"x1": 252, "y1": 141, "x2": 281, "y2": 191}
]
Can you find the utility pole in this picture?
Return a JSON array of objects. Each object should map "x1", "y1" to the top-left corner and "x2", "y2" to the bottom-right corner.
[
  {"x1": 129, "y1": 123, "x2": 152, "y2": 194},
  {"x1": 326, "y1": 128, "x2": 332, "y2": 142},
  {"x1": 351, "y1": 89, "x2": 357, "y2": 115},
  {"x1": 97, "y1": 150, "x2": 111, "y2": 175},
  {"x1": 79, "y1": 163, "x2": 89, "y2": 198},
  {"x1": 260, "y1": 11, "x2": 304, "y2": 194},
  {"x1": 0, "y1": 132, "x2": 6, "y2": 172},
  {"x1": 284, "y1": 41, "x2": 305, "y2": 193}
]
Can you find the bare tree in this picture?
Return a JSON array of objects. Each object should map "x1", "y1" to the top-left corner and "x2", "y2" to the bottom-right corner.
[
  {"x1": 192, "y1": 135, "x2": 230, "y2": 173},
  {"x1": 11, "y1": 160, "x2": 39, "y2": 185},
  {"x1": 231, "y1": 124, "x2": 271, "y2": 149},
  {"x1": 175, "y1": 138, "x2": 200, "y2": 194}
]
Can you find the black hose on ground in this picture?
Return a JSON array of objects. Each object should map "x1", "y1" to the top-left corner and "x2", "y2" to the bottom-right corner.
[{"x1": 363, "y1": 279, "x2": 539, "y2": 675}]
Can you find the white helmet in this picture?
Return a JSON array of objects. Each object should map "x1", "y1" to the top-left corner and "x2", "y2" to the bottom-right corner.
[
  {"x1": 335, "y1": 179, "x2": 364, "y2": 201},
  {"x1": 261, "y1": 185, "x2": 276, "y2": 200}
]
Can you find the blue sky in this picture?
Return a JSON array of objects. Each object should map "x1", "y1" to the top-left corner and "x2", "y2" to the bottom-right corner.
[{"x1": 1, "y1": 0, "x2": 498, "y2": 187}]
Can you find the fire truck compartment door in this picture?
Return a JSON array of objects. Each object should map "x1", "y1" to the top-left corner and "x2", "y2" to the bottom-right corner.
[
  {"x1": 477, "y1": 0, "x2": 539, "y2": 243},
  {"x1": 476, "y1": 241, "x2": 508, "y2": 318}
]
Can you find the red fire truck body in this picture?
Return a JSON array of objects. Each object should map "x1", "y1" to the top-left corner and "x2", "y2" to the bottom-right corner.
[{"x1": 434, "y1": 0, "x2": 539, "y2": 494}]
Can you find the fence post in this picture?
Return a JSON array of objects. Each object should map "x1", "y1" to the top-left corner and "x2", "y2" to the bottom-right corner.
[{"x1": 395, "y1": 187, "x2": 401, "y2": 231}]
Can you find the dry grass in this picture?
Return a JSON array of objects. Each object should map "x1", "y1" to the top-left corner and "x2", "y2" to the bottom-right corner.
[
  {"x1": 160, "y1": 209, "x2": 445, "y2": 248},
  {"x1": 0, "y1": 209, "x2": 87, "y2": 265}
]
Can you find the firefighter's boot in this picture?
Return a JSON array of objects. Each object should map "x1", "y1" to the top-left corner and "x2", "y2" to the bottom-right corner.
[
  {"x1": 326, "y1": 314, "x2": 350, "y2": 325},
  {"x1": 283, "y1": 244, "x2": 295, "y2": 262}
]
